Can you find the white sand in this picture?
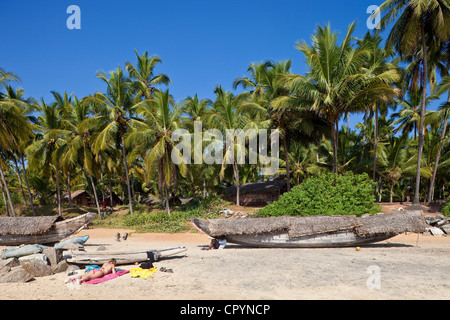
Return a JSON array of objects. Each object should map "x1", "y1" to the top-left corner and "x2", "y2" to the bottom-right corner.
[{"x1": 1, "y1": 228, "x2": 450, "y2": 300}]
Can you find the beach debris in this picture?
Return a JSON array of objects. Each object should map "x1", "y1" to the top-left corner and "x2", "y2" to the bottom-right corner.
[
  {"x1": 20, "y1": 257, "x2": 53, "y2": 277},
  {"x1": 423, "y1": 214, "x2": 450, "y2": 236},
  {"x1": 54, "y1": 235, "x2": 90, "y2": 249},
  {"x1": 0, "y1": 266, "x2": 33, "y2": 283},
  {"x1": 219, "y1": 208, "x2": 248, "y2": 218}
]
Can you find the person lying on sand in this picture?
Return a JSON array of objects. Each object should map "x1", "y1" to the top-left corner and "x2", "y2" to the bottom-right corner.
[{"x1": 65, "y1": 259, "x2": 117, "y2": 285}]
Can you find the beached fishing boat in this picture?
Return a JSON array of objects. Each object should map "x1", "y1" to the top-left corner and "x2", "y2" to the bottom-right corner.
[
  {"x1": 191, "y1": 210, "x2": 427, "y2": 248},
  {"x1": 66, "y1": 246, "x2": 188, "y2": 265},
  {"x1": 0, "y1": 212, "x2": 96, "y2": 246}
]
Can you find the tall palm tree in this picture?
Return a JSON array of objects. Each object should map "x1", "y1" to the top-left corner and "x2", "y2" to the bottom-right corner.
[
  {"x1": 379, "y1": 0, "x2": 450, "y2": 204},
  {"x1": 206, "y1": 86, "x2": 250, "y2": 206},
  {"x1": 125, "y1": 49, "x2": 171, "y2": 99},
  {"x1": 286, "y1": 22, "x2": 399, "y2": 173},
  {"x1": 60, "y1": 96, "x2": 103, "y2": 218},
  {"x1": 2, "y1": 85, "x2": 37, "y2": 215},
  {"x1": 84, "y1": 67, "x2": 147, "y2": 215},
  {"x1": 427, "y1": 76, "x2": 450, "y2": 202},
  {"x1": 127, "y1": 89, "x2": 185, "y2": 213},
  {"x1": 27, "y1": 100, "x2": 69, "y2": 216}
]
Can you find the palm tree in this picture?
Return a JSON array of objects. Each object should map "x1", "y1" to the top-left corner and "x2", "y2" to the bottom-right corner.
[
  {"x1": 125, "y1": 49, "x2": 171, "y2": 99},
  {"x1": 84, "y1": 67, "x2": 146, "y2": 215},
  {"x1": 27, "y1": 100, "x2": 69, "y2": 216},
  {"x1": 2, "y1": 85, "x2": 37, "y2": 215},
  {"x1": 127, "y1": 89, "x2": 185, "y2": 213},
  {"x1": 206, "y1": 86, "x2": 250, "y2": 206},
  {"x1": 356, "y1": 32, "x2": 402, "y2": 185},
  {"x1": 427, "y1": 76, "x2": 450, "y2": 202},
  {"x1": 286, "y1": 22, "x2": 399, "y2": 173},
  {"x1": 379, "y1": 0, "x2": 450, "y2": 204},
  {"x1": 60, "y1": 96, "x2": 104, "y2": 218}
]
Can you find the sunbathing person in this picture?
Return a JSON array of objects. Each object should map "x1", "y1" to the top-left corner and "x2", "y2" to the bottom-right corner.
[{"x1": 65, "y1": 259, "x2": 117, "y2": 284}]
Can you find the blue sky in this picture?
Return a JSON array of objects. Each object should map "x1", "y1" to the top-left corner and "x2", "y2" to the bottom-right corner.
[{"x1": 0, "y1": 0, "x2": 443, "y2": 129}]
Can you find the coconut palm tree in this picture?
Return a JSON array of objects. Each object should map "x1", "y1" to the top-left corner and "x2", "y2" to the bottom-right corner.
[
  {"x1": 125, "y1": 49, "x2": 171, "y2": 99},
  {"x1": 127, "y1": 89, "x2": 185, "y2": 213},
  {"x1": 205, "y1": 85, "x2": 251, "y2": 206},
  {"x1": 285, "y1": 22, "x2": 399, "y2": 173},
  {"x1": 27, "y1": 100, "x2": 70, "y2": 216},
  {"x1": 379, "y1": 0, "x2": 450, "y2": 204},
  {"x1": 83, "y1": 67, "x2": 147, "y2": 215}
]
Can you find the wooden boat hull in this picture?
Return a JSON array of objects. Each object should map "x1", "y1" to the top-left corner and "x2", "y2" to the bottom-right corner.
[
  {"x1": 66, "y1": 246, "x2": 188, "y2": 265},
  {"x1": 224, "y1": 230, "x2": 395, "y2": 248},
  {"x1": 0, "y1": 212, "x2": 96, "y2": 246},
  {"x1": 191, "y1": 211, "x2": 426, "y2": 248}
]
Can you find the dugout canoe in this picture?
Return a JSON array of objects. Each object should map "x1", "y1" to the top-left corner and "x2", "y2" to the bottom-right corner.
[
  {"x1": 0, "y1": 212, "x2": 96, "y2": 246},
  {"x1": 66, "y1": 246, "x2": 188, "y2": 265},
  {"x1": 191, "y1": 210, "x2": 427, "y2": 248}
]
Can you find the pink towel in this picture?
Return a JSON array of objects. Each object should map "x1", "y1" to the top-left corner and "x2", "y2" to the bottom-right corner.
[{"x1": 83, "y1": 269, "x2": 129, "y2": 284}]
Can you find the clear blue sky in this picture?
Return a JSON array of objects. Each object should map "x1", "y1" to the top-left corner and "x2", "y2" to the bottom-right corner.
[{"x1": 0, "y1": 0, "x2": 442, "y2": 129}]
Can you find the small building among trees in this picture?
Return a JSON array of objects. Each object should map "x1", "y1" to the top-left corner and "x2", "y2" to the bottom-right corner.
[
  {"x1": 225, "y1": 180, "x2": 288, "y2": 206},
  {"x1": 61, "y1": 190, "x2": 95, "y2": 207}
]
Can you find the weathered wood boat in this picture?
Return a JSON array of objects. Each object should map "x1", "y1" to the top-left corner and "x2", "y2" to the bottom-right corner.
[
  {"x1": 66, "y1": 246, "x2": 188, "y2": 265},
  {"x1": 0, "y1": 244, "x2": 44, "y2": 259},
  {"x1": 54, "y1": 235, "x2": 90, "y2": 249},
  {"x1": 191, "y1": 210, "x2": 427, "y2": 248},
  {"x1": 0, "y1": 212, "x2": 96, "y2": 246}
]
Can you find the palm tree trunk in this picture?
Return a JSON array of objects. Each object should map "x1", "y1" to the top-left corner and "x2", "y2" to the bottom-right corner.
[
  {"x1": 108, "y1": 171, "x2": 114, "y2": 208},
  {"x1": 390, "y1": 181, "x2": 394, "y2": 204},
  {"x1": 0, "y1": 165, "x2": 16, "y2": 217},
  {"x1": 234, "y1": 158, "x2": 240, "y2": 206},
  {"x1": 283, "y1": 130, "x2": 291, "y2": 191},
  {"x1": 373, "y1": 103, "x2": 379, "y2": 186},
  {"x1": 20, "y1": 155, "x2": 36, "y2": 216},
  {"x1": 330, "y1": 121, "x2": 338, "y2": 174},
  {"x1": 121, "y1": 135, "x2": 134, "y2": 215},
  {"x1": 55, "y1": 163, "x2": 62, "y2": 217},
  {"x1": 89, "y1": 173, "x2": 102, "y2": 220},
  {"x1": 413, "y1": 21, "x2": 428, "y2": 205},
  {"x1": 67, "y1": 175, "x2": 73, "y2": 208},
  {"x1": 13, "y1": 157, "x2": 27, "y2": 206},
  {"x1": 427, "y1": 109, "x2": 448, "y2": 204},
  {"x1": 164, "y1": 182, "x2": 170, "y2": 215},
  {"x1": 0, "y1": 178, "x2": 10, "y2": 216}
]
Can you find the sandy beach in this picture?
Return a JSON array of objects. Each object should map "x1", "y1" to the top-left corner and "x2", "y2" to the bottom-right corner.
[{"x1": 1, "y1": 227, "x2": 450, "y2": 300}]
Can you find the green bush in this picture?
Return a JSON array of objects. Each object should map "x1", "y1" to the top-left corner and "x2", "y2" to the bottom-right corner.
[
  {"x1": 442, "y1": 201, "x2": 450, "y2": 217},
  {"x1": 256, "y1": 172, "x2": 380, "y2": 217}
]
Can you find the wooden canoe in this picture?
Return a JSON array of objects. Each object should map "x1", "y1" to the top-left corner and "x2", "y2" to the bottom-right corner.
[
  {"x1": 66, "y1": 246, "x2": 188, "y2": 265},
  {"x1": 191, "y1": 211, "x2": 427, "y2": 248},
  {"x1": 0, "y1": 212, "x2": 96, "y2": 246}
]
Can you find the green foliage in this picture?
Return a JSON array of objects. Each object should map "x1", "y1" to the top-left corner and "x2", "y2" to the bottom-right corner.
[
  {"x1": 257, "y1": 172, "x2": 380, "y2": 217},
  {"x1": 122, "y1": 195, "x2": 223, "y2": 232},
  {"x1": 442, "y1": 201, "x2": 450, "y2": 217}
]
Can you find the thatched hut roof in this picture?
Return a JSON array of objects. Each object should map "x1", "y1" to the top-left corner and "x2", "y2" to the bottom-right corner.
[
  {"x1": 61, "y1": 190, "x2": 92, "y2": 201},
  {"x1": 192, "y1": 210, "x2": 426, "y2": 238},
  {"x1": 226, "y1": 180, "x2": 287, "y2": 195},
  {"x1": 0, "y1": 215, "x2": 62, "y2": 236}
]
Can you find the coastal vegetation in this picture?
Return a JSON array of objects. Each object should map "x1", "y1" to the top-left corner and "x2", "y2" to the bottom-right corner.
[{"x1": 0, "y1": 1, "x2": 449, "y2": 232}]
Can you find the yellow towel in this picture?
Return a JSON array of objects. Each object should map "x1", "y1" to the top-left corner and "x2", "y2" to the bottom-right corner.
[{"x1": 130, "y1": 267, "x2": 158, "y2": 279}]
